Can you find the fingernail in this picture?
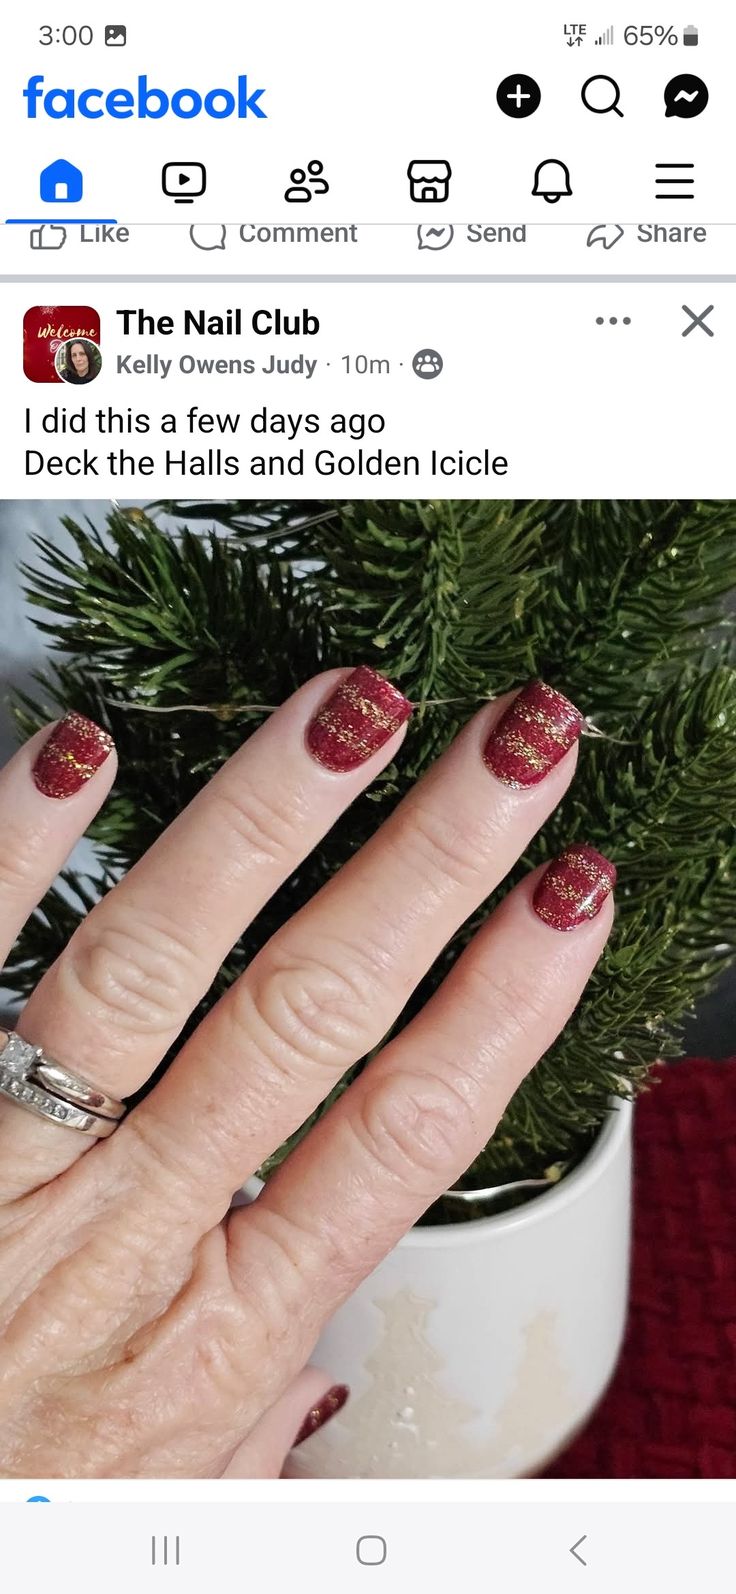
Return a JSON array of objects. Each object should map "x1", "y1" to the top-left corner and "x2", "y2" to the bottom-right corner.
[
  {"x1": 483, "y1": 681, "x2": 583, "y2": 788},
  {"x1": 307, "y1": 667, "x2": 412, "y2": 772},
  {"x1": 533, "y1": 845, "x2": 616, "y2": 931},
  {"x1": 32, "y1": 712, "x2": 114, "y2": 799},
  {"x1": 293, "y1": 1384, "x2": 350, "y2": 1447}
]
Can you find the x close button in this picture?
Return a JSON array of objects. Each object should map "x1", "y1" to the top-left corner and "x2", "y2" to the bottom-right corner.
[{"x1": 682, "y1": 304, "x2": 715, "y2": 337}]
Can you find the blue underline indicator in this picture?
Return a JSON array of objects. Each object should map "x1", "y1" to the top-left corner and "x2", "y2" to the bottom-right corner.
[{"x1": 5, "y1": 218, "x2": 119, "y2": 225}]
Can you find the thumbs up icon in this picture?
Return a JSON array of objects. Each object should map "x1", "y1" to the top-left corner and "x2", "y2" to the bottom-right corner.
[{"x1": 29, "y1": 224, "x2": 67, "y2": 250}]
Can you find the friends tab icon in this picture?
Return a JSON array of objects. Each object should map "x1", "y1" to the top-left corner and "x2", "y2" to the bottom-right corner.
[{"x1": 284, "y1": 161, "x2": 329, "y2": 202}]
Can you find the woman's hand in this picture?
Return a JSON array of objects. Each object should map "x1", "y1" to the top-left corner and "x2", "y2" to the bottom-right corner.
[{"x1": 0, "y1": 670, "x2": 614, "y2": 1477}]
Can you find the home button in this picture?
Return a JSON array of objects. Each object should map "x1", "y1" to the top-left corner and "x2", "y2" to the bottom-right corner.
[{"x1": 356, "y1": 1535, "x2": 388, "y2": 1566}]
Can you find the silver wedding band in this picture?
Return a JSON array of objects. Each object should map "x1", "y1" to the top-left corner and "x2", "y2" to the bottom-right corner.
[{"x1": 0, "y1": 1030, "x2": 126, "y2": 1138}]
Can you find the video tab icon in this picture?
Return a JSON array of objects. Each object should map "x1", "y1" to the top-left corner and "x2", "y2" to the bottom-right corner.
[{"x1": 162, "y1": 162, "x2": 206, "y2": 203}]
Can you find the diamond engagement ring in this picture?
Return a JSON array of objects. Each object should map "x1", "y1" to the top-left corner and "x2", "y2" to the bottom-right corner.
[{"x1": 0, "y1": 1030, "x2": 126, "y2": 1137}]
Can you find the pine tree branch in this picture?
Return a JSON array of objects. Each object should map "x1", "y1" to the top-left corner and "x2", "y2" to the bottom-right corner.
[{"x1": 7, "y1": 504, "x2": 736, "y2": 1195}]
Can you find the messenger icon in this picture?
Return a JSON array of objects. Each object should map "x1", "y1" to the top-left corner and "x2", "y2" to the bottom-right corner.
[{"x1": 417, "y1": 223, "x2": 455, "y2": 251}]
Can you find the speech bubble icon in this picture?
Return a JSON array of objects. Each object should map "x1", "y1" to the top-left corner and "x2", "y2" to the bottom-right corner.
[
  {"x1": 417, "y1": 223, "x2": 454, "y2": 251},
  {"x1": 664, "y1": 73, "x2": 708, "y2": 118},
  {"x1": 189, "y1": 223, "x2": 227, "y2": 251}
]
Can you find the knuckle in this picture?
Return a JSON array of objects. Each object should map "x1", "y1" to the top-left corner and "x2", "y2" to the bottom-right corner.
[
  {"x1": 464, "y1": 958, "x2": 555, "y2": 1044},
  {"x1": 0, "y1": 823, "x2": 51, "y2": 897},
  {"x1": 240, "y1": 940, "x2": 385, "y2": 1078},
  {"x1": 397, "y1": 800, "x2": 496, "y2": 895},
  {"x1": 208, "y1": 780, "x2": 302, "y2": 871},
  {"x1": 352, "y1": 1068, "x2": 474, "y2": 1186},
  {"x1": 117, "y1": 1109, "x2": 219, "y2": 1214},
  {"x1": 187, "y1": 1320, "x2": 252, "y2": 1409},
  {"x1": 63, "y1": 905, "x2": 199, "y2": 1038},
  {"x1": 7, "y1": 1228, "x2": 145, "y2": 1369},
  {"x1": 230, "y1": 1205, "x2": 343, "y2": 1349},
  {"x1": 61, "y1": 1232, "x2": 135, "y2": 1324}
]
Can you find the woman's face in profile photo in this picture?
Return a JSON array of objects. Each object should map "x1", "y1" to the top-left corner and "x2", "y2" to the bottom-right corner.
[
  {"x1": 56, "y1": 337, "x2": 100, "y2": 384},
  {"x1": 70, "y1": 342, "x2": 89, "y2": 378}
]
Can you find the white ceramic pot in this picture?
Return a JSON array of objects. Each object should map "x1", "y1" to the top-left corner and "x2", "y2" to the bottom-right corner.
[{"x1": 282, "y1": 1099, "x2": 633, "y2": 1478}]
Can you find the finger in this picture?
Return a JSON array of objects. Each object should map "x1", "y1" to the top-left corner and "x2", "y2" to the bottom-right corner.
[
  {"x1": 229, "y1": 849, "x2": 615, "y2": 1354},
  {"x1": 0, "y1": 669, "x2": 411, "y2": 1197},
  {"x1": 220, "y1": 1368, "x2": 348, "y2": 1477},
  {"x1": 0, "y1": 715, "x2": 116, "y2": 966},
  {"x1": 123, "y1": 682, "x2": 584, "y2": 1225}
]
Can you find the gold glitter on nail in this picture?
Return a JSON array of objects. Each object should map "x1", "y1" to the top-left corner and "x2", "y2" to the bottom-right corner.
[{"x1": 533, "y1": 845, "x2": 616, "y2": 930}]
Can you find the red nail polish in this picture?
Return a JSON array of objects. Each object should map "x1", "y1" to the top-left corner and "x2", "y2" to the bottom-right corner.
[
  {"x1": 307, "y1": 667, "x2": 412, "y2": 772},
  {"x1": 293, "y1": 1384, "x2": 350, "y2": 1447},
  {"x1": 533, "y1": 845, "x2": 616, "y2": 931},
  {"x1": 483, "y1": 681, "x2": 582, "y2": 788},
  {"x1": 32, "y1": 713, "x2": 114, "y2": 799}
]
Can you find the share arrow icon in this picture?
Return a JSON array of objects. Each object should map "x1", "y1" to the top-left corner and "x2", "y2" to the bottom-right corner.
[{"x1": 586, "y1": 222, "x2": 625, "y2": 250}]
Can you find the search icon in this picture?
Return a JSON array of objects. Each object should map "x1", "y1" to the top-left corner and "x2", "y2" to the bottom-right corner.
[{"x1": 582, "y1": 75, "x2": 624, "y2": 117}]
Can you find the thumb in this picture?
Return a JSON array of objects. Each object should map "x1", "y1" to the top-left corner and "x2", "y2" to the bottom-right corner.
[{"x1": 221, "y1": 1368, "x2": 350, "y2": 1478}]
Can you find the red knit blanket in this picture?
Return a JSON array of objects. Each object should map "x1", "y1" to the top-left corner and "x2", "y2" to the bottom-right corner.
[{"x1": 545, "y1": 1059, "x2": 736, "y2": 1477}]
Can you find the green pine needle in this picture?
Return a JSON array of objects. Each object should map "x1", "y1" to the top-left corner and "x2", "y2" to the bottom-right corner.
[{"x1": 7, "y1": 500, "x2": 736, "y2": 1204}]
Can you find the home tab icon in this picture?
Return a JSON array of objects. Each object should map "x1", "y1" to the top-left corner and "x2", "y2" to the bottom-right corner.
[
  {"x1": 407, "y1": 159, "x2": 452, "y2": 202},
  {"x1": 40, "y1": 159, "x2": 83, "y2": 203}
]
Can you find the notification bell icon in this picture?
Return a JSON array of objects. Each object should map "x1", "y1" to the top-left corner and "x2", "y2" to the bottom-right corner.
[{"x1": 532, "y1": 159, "x2": 573, "y2": 203}]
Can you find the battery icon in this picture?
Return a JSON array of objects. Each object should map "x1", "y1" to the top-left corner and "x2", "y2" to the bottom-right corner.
[{"x1": 683, "y1": 24, "x2": 699, "y2": 45}]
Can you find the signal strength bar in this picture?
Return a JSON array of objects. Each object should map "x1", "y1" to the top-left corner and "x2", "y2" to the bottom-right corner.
[{"x1": 595, "y1": 25, "x2": 614, "y2": 44}]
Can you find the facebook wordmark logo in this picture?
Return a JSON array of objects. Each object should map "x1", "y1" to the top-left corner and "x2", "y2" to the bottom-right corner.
[{"x1": 23, "y1": 75, "x2": 267, "y2": 119}]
